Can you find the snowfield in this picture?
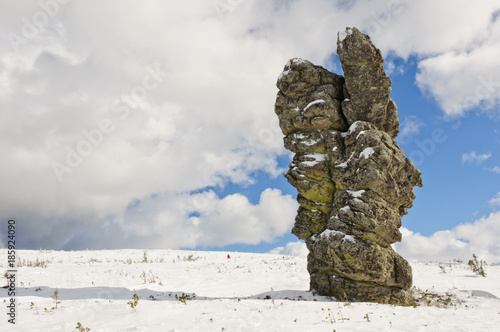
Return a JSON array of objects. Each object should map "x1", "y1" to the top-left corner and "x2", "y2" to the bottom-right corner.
[{"x1": 1, "y1": 249, "x2": 499, "y2": 331}]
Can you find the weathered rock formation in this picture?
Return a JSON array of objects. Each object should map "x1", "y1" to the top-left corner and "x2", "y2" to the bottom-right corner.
[{"x1": 274, "y1": 27, "x2": 423, "y2": 305}]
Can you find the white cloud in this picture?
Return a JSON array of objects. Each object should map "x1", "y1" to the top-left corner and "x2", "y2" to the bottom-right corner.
[
  {"x1": 269, "y1": 241, "x2": 308, "y2": 257},
  {"x1": 366, "y1": 1, "x2": 500, "y2": 59},
  {"x1": 395, "y1": 211, "x2": 500, "y2": 265},
  {"x1": 398, "y1": 116, "x2": 424, "y2": 142},
  {"x1": 0, "y1": 1, "x2": 302, "y2": 249},
  {"x1": 462, "y1": 151, "x2": 492, "y2": 164},
  {"x1": 21, "y1": 188, "x2": 298, "y2": 250},
  {"x1": 190, "y1": 188, "x2": 298, "y2": 248},
  {"x1": 414, "y1": 14, "x2": 500, "y2": 116},
  {"x1": 490, "y1": 193, "x2": 500, "y2": 207},
  {"x1": 384, "y1": 60, "x2": 405, "y2": 76},
  {"x1": 492, "y1": 166, "x2": 500, "y2": 174}
]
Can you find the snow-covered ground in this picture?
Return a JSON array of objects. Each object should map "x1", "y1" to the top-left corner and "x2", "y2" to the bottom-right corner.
[{"x1": 1, "y1": 249, "x2": 499, "y2": 331}]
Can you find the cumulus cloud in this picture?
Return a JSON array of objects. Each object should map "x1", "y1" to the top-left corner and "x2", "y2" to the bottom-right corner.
[
  {"x1": 0, "y1": 0, "x2": 301, "y2": 249},
  {"x1": 395, "y1": 212, "x2": 500, "y2": 265},
  {"x1": 490, "y1": 193, "x2": 500, "y2": 207},
  {"x1": 384, "y1": 60, "x2": 405, "y2": 76},
  {"x1": 415, "y1": 11, "x2": 500, "y2": 116},
  {"x1": 492, "y1": 166, "x2": 500, "y2": 174},
  {"x1": 269, "y1": 241, "x2": 308, "y2": 256},
  {"x1": 19, "y1": 188, "x2": 298, "y2": 250},
  {"x1": 1, "y1": 1, "x2": 500, "y2": 249},
  {"x1": 461, "y1": 151, "x2": 492, "y2": 164},
  {"x1": 361, "y1": 0, "x2": 500, "y2": 117}
]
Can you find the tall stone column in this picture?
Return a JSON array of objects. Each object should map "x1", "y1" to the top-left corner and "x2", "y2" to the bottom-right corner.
[{"x1": 274, "y1": 27, "x2": 423, "y2": 305}]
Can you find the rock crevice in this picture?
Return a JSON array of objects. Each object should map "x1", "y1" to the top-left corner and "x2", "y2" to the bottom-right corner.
[{"x1": 274, "y1": 27, "x2": 423, "y2": 305}]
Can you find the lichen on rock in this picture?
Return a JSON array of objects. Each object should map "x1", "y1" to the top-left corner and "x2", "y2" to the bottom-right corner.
[{"x1": 274, "y1": 27, "x2": 423, "y2": 305}]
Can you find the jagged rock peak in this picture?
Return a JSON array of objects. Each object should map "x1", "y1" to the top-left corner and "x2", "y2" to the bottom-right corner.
[{"x1": 337, "y1": 27, "x2": 399, "y2": 138}]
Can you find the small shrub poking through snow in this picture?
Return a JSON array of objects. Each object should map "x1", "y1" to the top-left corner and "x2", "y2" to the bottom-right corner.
[
  {"x1": 176, "y1": 293, "x2": 195, "y2": 305},
  {"x1": 75, "y1": 322, "x2": 91, "y2": 331},
  {"x1": 128, "y1": 290, "x2": 139, "y2": 311},
  {"x1": 50, "y1": 289, "x2": 60, "y2": 309},
  {"x1": 18, "y1": 257, "x2": 51, "y2": 268},
  {"x1": 30, "y1": 302, "x2": 39, "y2": 315},
  {"x1": 183, "y1": 254, "x2": 199, "y2": 262},
  {"x1": 468, "y1": 254, "x2": 487, "y2": 277},
  {"x1": 413, "y1": 287, "x2": 458, "y2": 307}
]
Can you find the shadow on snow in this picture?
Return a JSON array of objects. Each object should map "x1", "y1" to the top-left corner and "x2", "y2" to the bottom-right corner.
[{"x1": 1, "y1": 286, "x2": 335, "y2": 302}]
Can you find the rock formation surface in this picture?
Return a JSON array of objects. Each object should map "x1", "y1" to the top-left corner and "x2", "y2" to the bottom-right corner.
[{"x1": 274, "y1": 27, "x2": 423, "y2": 305}]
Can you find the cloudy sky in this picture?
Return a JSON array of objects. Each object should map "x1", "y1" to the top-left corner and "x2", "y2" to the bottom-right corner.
[{"x1": 1, "y1": 0, "x2": 499, "y2": 264}]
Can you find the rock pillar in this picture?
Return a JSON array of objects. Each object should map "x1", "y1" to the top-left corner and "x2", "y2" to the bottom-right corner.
[{"x1": 274, "y1": 27, "x2": 423, "y2": 305}]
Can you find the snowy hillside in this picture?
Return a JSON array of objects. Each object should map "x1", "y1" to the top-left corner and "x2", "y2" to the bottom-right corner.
[{"x1": 1, "y1": 249, "x2": 499, "y2": 331}]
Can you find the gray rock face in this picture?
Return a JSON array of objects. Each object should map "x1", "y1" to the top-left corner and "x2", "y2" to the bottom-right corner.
[
  {"x1": 338, "y1": 27, "x2": 399, "y2": 137},
  {"x1": 274, "y1": 27, "x2": 423, "y2": 305}
]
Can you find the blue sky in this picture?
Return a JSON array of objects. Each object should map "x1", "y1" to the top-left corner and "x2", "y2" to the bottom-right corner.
[
  {"x1": 1, "y1": 0, "x2": 499, "y2": 263},
  {"x1": 216, "y1": 56, "x2": 500, "y2": 254}
]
